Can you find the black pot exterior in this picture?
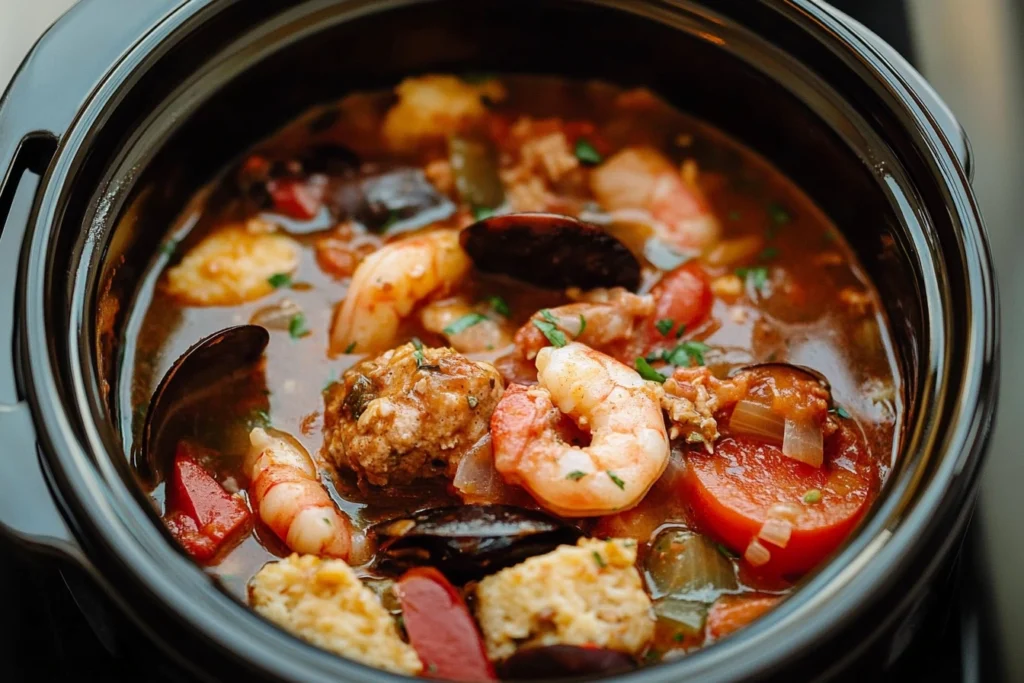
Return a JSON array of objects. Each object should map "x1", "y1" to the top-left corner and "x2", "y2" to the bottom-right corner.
[{"x1": 0, "y1": 1, "x2": 998, "y2": 682}]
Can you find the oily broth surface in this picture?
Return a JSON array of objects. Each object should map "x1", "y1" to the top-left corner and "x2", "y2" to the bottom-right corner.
[{"x1": 123, "y1": 75, "x2": 900, "y2": 607}]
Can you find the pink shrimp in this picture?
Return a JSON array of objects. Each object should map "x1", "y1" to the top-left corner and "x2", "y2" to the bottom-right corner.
[
  {"x1": 246, "y1": 427, "x2": 357, "y2": 559},
  {"x1": 590, "y1": 146, "x2": 720, "y2": 252}
]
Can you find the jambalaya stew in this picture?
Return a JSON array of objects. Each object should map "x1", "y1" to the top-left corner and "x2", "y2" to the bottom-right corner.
[{"x1": 126, "y1": 75, "x2": 900, "y2": 678}]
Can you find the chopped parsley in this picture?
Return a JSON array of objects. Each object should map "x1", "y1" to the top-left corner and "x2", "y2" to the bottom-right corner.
[
  {"x1": 288, "y1": 313, "x2": 310, "y2": 339},
  {"x1": 344, "y1": 341, "x2": 357, "y2": 354},
  {"x1": 467, "y1": 395, "x2": 479, "y2": 409},
  {"x1": 533, "y1": 310, "x2": 568, "y2": 348},
  {"x1": 803, "y1": 489, "x2": 823, "y2": 504},
  {"x1": 736, "y1": 265, "x2": 770, "y2": 292},
  {"x1": 676, "y1": 324, "x2": 687, "y2": 339},
  {"x1": 577, "y1": 314, "x2": 587, "y2": 338},
  {"x1": 267, "y1": 272, "x2": 292, "y2": 289},
  {"x1": 322, "y1": 517, "x2": 332, "y2": 526},
  {"x1": 663, "y1": 340, "x2": 711, "y2": 367},
  {"x1": 768, "y1": 202, "x2": 792, "y2": 226},
  {"x1": 606, "y1": 470, "x2": 626, "y2": 490},
  {"x1": 574, "y1": 138, "x2": 603, "y2": 165},
  {"x1": 715, "y1": 542, "x2": 740, "y2": 559},
  {"x1": 592, "y1": 551, "x2": 607, "y2": 569},
  {"x1": 758, "y1": 246, "x2": 779, "y2": 262},
  {"x1": 410, "y1": 337, "x2": 439, "y2": 371},
  {"x1": 486, "y1": 295, "x2": 510, "y2": 318},
  {"x1": 159, "y1": 239, "x2": 179, "y2": 256},
  {"x1": 635, "y1": 357, "x2": 667, "y2": 383},
  {"x1": 566, "y1": 470, "x2": 587, "y2": 481},
  {"x1": 472, "y1": 205, "x2": 495, "y2": 221},
  {"x1": 655, "y1": 318, "x2": 675, "y2": 337},
  {"x1": 379, "y1": 210, "x2": 402, "y2": 233},
  {"x1": 674, "y1": 632, "x2": 685, "y2": 643},
  {"x1": 443, "y1": 312, "x2": 487, "y2": 337},
  {"x1": 831, "y1": 405, "x2": 852, "y2": 419},
  {"x1": 250, "y1": 408, "x2": 271, "y2": 428}
]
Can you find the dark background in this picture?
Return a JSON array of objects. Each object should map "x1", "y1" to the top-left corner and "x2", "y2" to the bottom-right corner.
[{"x1": 2, "y1": 0, "x2": 1022, "y2": 680}]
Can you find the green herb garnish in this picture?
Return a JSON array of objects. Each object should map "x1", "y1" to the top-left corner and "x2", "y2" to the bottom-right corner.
[
  {"x1": 268, "y1": 272, "x2": 292, "y2": 289},
  {"x1": 655, "y1": 318, "x2": 675, "y2": 337},
  {"x1": 758, "y1": 246, "x2": 779, "y2": 262},
  {"x1": 577, "y1": 314, "x2": 587, "y2": 338},
  {"x1": 676, "y1": 324, "x2": 687, "y2": 339},
  {"x1": 768, "y1": 202, "x2": 792, "y2": 226},
  {"x1": 472, "y1": 205, "x2": 495, "y2": 221},
  {"x1": 566, "y1": 471, "x2": 587, "y2": 481},
  {"x1": 288, "y1": 313, "x2": 310, "y2": 339},
  {"x1": 606, "y1": 471, "x2": 626, "y2": 490},
  {"x1": 664, "y1": 340, "x2": 711, "y2": 367},
  {"x1": 344, "y1": 341, "x2": 357, "y2": 354},
  {"x1": 592, "y1": 551, "x2": 607, "y2": 569},
  {"x1": 803, "y1": 489, "x2": 823, "y2": 504},
  {"x1": 486, "y1": 295, "x2": 510, "y2": 318},
  {"x1": 736, "y1": 266, "x2": 770, "y2": 292},
  {"x1": 322, "y1": 372, "x2": 338, "y2": 393},
  {"x1": 322, "y1": 517, "x2": 332, "y2": 526},
  {"x1": 715, "y1": 542, "x2": 740, "y2": 559},
  {"x1": 467, "y1": 395, "x2": 479, "y2": 409},
  {"x1": 250, "y1": 409, "x2": 271, "y2": 428},
  {"x1": 410, "y1": 337, "x2": 438, "y2": 371},
  {"x1": 674, "y1": 632, "x2": 685, "y2": 643},
  {"x1": 443, "y1": 312, "x2": 487, "y2": 337},
  {"x1": 533, "y1": 310, "x2": 568, "y2": 348},
  {"x1": 575, "y1": 138, "x2": 603, "y2": 165},
  {"x1": 635, "y1": 357, "x2": 667, "y2": 383},
  {"x1": 727, "y1": 210, "x2": 742, "y2": 221},
  {"x1": 831, "y1": 405, "x2": 852, "y2": 419}
]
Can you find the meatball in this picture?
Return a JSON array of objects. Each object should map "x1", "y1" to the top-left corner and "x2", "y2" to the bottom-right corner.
[
  {"x1": 249, "y1": 554, "x2": 422, "y2": 675},
  {"x1": 474, "y1": 538, "x2": 655, "y2": 660},
  {"x1": 323, "y1": 343, "x2": 504, "y2": 487},
  {"x1": 165, "y1": 224, "x2": 298, "y2": 306}
]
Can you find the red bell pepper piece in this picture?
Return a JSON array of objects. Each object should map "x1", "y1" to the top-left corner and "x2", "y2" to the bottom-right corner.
[
  {"x1": 395, "y1": 567, "x2": 496, "y2": 682},
  {"x1": 164, "y1": 443, "x2": 251, "y2": 563},
  {"x1": 267, "y1": 177, "x2": 322, "y2": 220}
]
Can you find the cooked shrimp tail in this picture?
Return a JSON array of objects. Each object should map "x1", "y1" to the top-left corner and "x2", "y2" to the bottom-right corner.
[{"x1": 246, "y1": 427, "x2": 355, "y2": 559}]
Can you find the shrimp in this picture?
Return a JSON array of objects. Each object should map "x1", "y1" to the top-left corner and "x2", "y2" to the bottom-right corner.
[
  {"x1": 514, "y1": 288, "x2": 654, "y2": 363},
  {"x1": 590, "y1": 146, "x2": 720, "y2": 252},
  {"x1": 491, "y1": 342, "x2": 670, "y2": 516},
  {"x1": 246, "y1": 427, "x2": 358, "y2": 560},
  {"x1": 330, "y1": 230, "x2": 470, "y2": 355}
]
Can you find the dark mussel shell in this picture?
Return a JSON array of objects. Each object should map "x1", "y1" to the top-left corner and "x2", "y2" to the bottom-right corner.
[
  {"x1": 372, "y1": 505, "x2": 582, "y2": 583},
  {"x1": 139, "y1": 325, "x2": 269, "y2": 484},
  {"x1": 460, "y1": 213, "x2": 642, "y2": 291},
  {"x1": 730, "y1": 361, "x2": 833, "y2": 404},
  {"x1": 498, "y1": 646, "x2": 636, "y2": 681},
  {"x1": 327, "y1": 167, "x2": 456, "y2": 235}
]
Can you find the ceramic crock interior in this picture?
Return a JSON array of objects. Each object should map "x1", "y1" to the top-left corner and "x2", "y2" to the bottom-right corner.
[{"x1": 57, "y1": 0, "x2": 951, "y2": 677}]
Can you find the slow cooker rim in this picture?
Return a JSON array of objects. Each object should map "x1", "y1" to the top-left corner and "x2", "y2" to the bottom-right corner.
[{"x1": 16, "y1": 1, "x2": 997, "y2": 681}]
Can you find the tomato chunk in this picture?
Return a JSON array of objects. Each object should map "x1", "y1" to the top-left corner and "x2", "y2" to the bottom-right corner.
[
  {"x1": 680, "y1": 432, "x2": 875, "y2": 575},
  {"x1": 267, "y1": 177, "x2": 322, "y2": 220},
  {"x1": 706, "y1": 595, "x2": 780, "y2": 640},
  {"x1": 395, "y1": 567, "x2": 496, "y2": 682},
  {"x1": 165, "y1": 443, "x2": 251, "y2": 563},
  {"x1": 648, "y1": 262, "x2": 713, "y2": 341}
]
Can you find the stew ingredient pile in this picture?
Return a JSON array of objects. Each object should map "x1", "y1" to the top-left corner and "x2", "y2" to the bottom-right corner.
[{"x1": 126, "y1": 74, "x2": 900, "y2": 678}]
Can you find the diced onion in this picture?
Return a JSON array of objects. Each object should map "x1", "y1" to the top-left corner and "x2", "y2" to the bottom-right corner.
[
  {"x1": 729, "y1": 400, "x2": 785, "y2": 443},
  {"x1": 744, "y1": 539, "x2": 772, "y2": 567},
  {"x1": 768, "y1": 502, "x2": 803, "y2": 523},
  {"x1": 758, "y1": 518, "x2": 793, "y2": 549},
  {"x1": 782, "y1": 417, "x2": 824, "y2": 468},
  {"x1": 646, "y1": 529, "x2": 738, "y2": 601},
  {"x1": 250, "y1": 298, "x2": 303, "y2": 331},
  {"x1": 453, "y1": 435, "x2": 514, "y2": 504}
]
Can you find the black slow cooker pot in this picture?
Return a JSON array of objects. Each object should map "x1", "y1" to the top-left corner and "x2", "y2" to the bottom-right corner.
[{"x1": 0, "y1": 1, "x2": 999, "y2": 681}]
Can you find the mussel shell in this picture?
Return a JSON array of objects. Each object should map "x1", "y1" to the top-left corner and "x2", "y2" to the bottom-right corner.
[
  {"x1": 372, "y1": 505, "x2": 582, "y2": 582},
  {"x1": 327, "y1": 167, "x2": 456, "y2": 234},
  {"x1": 460, "y1": 213, "x2": 642, "y2": 291},
  {"x1": 730, "y1": 362, "x2": 833, "y2": 404},
  {"x1": 498, "y1": 646, "x2": 635, "y2": 680}
]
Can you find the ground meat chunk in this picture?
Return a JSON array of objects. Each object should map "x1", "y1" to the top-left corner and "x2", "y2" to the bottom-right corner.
[
  {"x1": 249, "y1": 554, "x2": 422, "y2": 675},
  {"x1": 323, "y1": 343, "x2": 504, "y2": 487},
  {"x1": 474, "y1": 538, "x2": 654, "y2": 660}
]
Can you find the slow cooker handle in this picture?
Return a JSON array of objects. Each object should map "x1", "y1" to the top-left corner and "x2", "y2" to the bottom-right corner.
[
  {"x1": 0, "y1": 0, "x2": 184, "y2": 562},
  {"x1": 822, "y1": 3, "x2": 975, "y2": 180}
]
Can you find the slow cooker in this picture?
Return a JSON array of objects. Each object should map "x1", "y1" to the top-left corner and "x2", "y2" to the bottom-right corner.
[{"x1": 0, "y1": 1, "x2": 998, "y2": 681}]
